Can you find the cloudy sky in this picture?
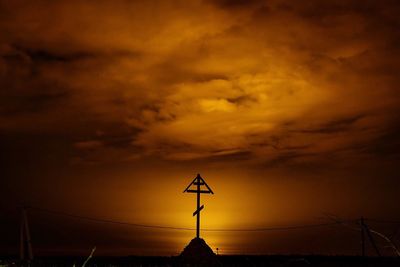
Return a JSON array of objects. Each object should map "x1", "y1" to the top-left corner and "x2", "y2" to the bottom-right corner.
[{"x1": 1, "y1": 0, "x2": 400, "y2": 256}]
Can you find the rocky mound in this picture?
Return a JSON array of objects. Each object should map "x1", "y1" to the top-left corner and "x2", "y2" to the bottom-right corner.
[{"x1": 180, "y1": 237, "x2": 219, "y2": 265}]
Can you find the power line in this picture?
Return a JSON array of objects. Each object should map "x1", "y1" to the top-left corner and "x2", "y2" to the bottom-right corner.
[
  {"x1": 27, "y1": 206, "x2": 344, "y2": 232},
  {"x1": 28, "y1": 206, "x2": 194, "y2": 231},
  {"x1": 364, "y1": 218, "x2": 400, "y2": 224},
  {"x1": 202, "y1": 222, "x2": 341, "y2": 232}
]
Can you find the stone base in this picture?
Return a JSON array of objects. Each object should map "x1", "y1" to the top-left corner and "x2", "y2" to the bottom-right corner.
[{"x1": 180, "y1": 237, "x2": 219, "y2": 265}]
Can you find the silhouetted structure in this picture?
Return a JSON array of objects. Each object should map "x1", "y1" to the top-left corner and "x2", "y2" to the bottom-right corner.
[
  {"x1": 20, "y1": 207, "x2": 33, "y2": 262},
  {"x1": 183, "y1": 173, "x2": 213, "y2": 238},
  {"x1": 360, "y1": 217, "x2": 381, "y2": 256},
  {"x1": 181, "y1": 174, "x2": 216, "y2": 265},
  {"x1": 180, "y1": 237, "x2": 218, "y2": 266}
]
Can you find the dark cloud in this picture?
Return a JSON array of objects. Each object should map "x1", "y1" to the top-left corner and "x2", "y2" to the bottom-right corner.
[
  {"x1": 0, "y1": 91, "x2": 69, "y2": 115},
  {"x1": 295, "y1": 114, "x2": 366, "y2": 134},
  {"x1": 264, "y1": 151, "x2": 312, "y2": 168},
  {"x1": 352, "y1": 122, "x2": 400, "y2": 158},
  {"x1": 1, "y1": 0, "x2": 399, "y2": 164},
  {"x1": 12, "y1": 45, "x2": 95, "y2": 63},
  {"x1": 207, "y1": 0, "x2": 266, "y2": 9}
]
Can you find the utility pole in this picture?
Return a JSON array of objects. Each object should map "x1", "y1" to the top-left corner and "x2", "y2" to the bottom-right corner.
[
  {"x1": 183, "y1": 174, "x2": 214, "y2": 239},
  {"x1": 360, "y1": 217, "x2": 381, "y2": 257},
  {"x1": 360, "y1": 217, "x2": 365, "y2": 257},
  {"x1": 20, "y1": 206, "x2": 33, "y2": 262}
]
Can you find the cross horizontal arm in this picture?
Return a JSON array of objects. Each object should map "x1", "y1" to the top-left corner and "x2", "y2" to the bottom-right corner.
[{"x1": 185, "y1": 189, "x2": 213, "y2": 194}]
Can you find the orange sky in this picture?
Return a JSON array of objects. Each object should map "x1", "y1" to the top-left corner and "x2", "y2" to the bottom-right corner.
[{"x1": 1, "y1": 0, "x2": 400, "y2": 256}]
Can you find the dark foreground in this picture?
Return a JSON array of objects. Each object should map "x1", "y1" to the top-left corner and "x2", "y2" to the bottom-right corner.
[{"x1": 1, "y1": 256, "x2": 400, "y2": 267}]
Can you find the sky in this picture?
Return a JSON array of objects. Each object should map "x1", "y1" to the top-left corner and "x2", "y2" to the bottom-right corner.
[{"x1": 1, "y1": 0, "x2": 400, "y2": 256}]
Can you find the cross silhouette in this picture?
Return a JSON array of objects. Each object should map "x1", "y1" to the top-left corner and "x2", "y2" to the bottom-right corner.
[{"x1": 183, "y1": 174, "x2": 214, "y2": 238}]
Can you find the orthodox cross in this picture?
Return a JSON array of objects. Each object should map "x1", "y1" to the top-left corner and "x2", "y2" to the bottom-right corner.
[{"x1": 183, "y1": 173, "x2": 214, "y2": 238}]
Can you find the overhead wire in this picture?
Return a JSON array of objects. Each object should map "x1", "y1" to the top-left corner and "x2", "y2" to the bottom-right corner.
[
  {"x1": 27, "y1": 206, "x2": 347, "y2": 232},
  {"x1": 28, "y1": 206, "x2": 194, "y2": 231},
  {"x1": 363, "y1": 218, "x2": 400, "y2": 224}
]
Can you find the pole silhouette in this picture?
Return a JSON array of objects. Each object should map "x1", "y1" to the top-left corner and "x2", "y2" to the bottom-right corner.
[
  {"x1": 360, "y1": 217, "x2": 365, "y2": 257},
  {"x1": 20, "y1": 207, "x2": 33, "y2": 261}
]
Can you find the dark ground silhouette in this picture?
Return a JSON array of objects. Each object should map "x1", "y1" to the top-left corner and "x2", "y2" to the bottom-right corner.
[{"x1": 2, "y1": 255, "x2": 400, "y2": 267}]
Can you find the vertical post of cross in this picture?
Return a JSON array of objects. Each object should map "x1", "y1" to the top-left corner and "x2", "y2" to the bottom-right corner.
[
  {"x1": 196, "y1": 175, "x2": 200, "y2": 238},
  {"x1": 183, "y1": 173, "x2": 214, "y2": 239}
]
